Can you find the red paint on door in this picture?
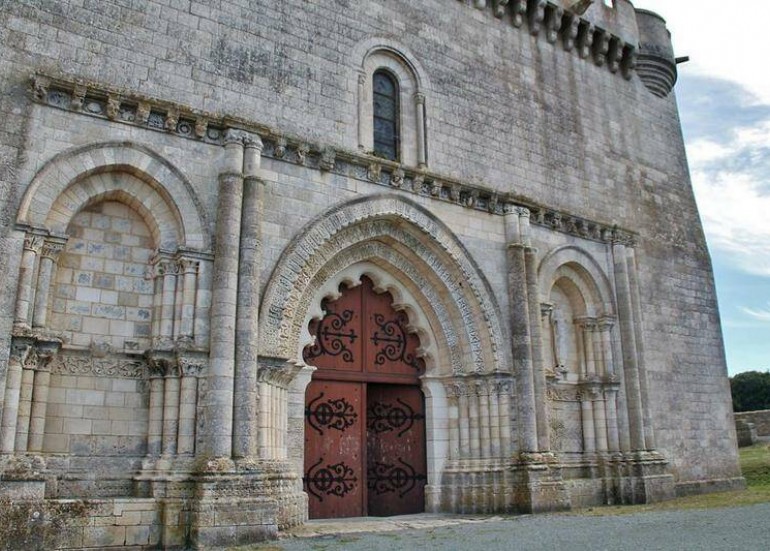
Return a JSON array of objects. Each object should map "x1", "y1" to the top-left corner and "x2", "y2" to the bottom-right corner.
[{"x1": 303, "y1": 277, "x2": 426, "y2": 519}]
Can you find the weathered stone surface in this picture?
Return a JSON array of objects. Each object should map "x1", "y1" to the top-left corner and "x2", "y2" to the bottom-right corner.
[{"x1": 0, "y1": 1, "x2": 741, "y2": 549}]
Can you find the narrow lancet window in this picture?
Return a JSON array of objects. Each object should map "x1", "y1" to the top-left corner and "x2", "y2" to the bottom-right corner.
[{"x1": 373, "y1": 70, "x2": 399, "y2": 161}]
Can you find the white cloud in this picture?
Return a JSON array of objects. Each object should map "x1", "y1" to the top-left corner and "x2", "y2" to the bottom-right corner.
[
  {"x1": 741, "y1": 305, "x2": 770, "y2": 323},
  {"x1": 637, "y1": 1, "x2": 770, "y2": 104}
]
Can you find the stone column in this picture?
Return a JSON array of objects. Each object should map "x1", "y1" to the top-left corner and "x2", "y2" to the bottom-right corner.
[
  {"x1": 14, "y1": 364, "x2": 35, "y2": 451},
  {"x1": 446, "y1": 383, "x2": 461, "y2": 460},
  {"x1": 469, "y1": 384, "x2": 481, "y2": 459},
  {"x1": 31, "y1": 239, "x2": 65, "y2": 328},
  {"x1": 626, "y1": 246, "x2": 655, "y2": 450},
  {"x1": 605, "y1": 388, "x2": 620, "y2": 453},
  {"x1": 1, "y1": 342, "x2": 30, "y2": 452},
  {"x1": 147, "y1": 363, "x2": 166, "y2": 457},
  {"x1": 204, "y1": 129, "x2": 245, "y2": 458},
  {"x1": 178, "y1": 359, "x2": 201, "y2": 455},
  {"x1": 478, "y1": 381, "x2": 492, "y2": 458},
  {"x1": 497, "y1": 379, "x2": 512, "y2": 456},
  {"x1": 414, "y1": 93, "x2": 427, "y2": 168},
  {"x1": 357, "y1": 73, "x2": 366, "y2": 150},
  {"x1": 458, "y1": 384, "x2": 470, "y2": 459},
  {"x1": 159, "y1": 257, "x2": 178, "y2": 343},
  {"x1": 178, "y1": 259, "x2": 199, "y2": 341},
  {"x1": 525, "y1": 244, "x2": 549, "y2": 451},
  {"x1": 612, "y1": 240, "x2": 646, "y2": 451},
  {"x1": 27, "y1": 365, "x2": 52, "y2": 452},
  {"x1": 162, "y1": 364, "x2": 181, "y2": 456},
  {"x1": 14, "y1": 235, "x2": 43, "y2": 327},
  {"x1": 505, "y1": 207, "x2": 537, "y2": 452},
  {"x1": 233, "y1": 133, "x2": 264, "y2": 459},
  {"x1": 580, "y1": 393, "x2": 595, "y2": 453}
]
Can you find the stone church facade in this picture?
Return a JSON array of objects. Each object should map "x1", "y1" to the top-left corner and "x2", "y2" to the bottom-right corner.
[{"x1": 0, "y1": 0, "x2": 743, "y2": 549}]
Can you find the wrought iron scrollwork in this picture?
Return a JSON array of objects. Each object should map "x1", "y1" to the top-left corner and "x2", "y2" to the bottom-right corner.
[
  {"x1": 305, "y1": 392, "x2": 358, "y2": 435},
  {"x1": 367, "y1": 458, "x2": 426, "y2": 497},
  {"x1": 305, "y1": 309, "x2": 357, "y2": 363},
  {"x1": 370, "y1": 312, "x2": 422, "y2": 370},
  {"x1": 304, "y1": 457, "x2": 358, "y2": 502},
  {"x1": 367, "y1": 399, "x2": 424, "y2": 437}
]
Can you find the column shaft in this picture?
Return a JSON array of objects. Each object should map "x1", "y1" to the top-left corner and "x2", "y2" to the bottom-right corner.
[
  {"x1": 14, "y1": 367, "x2": 35, "y2": 451},
  {"x1": 28, "y1": 368, "x2": 51, "y2": 452},
  {"x1": 612, "y1": 242, "x2": 646, "y2": 450},
  {"x1": 581, "y1": 397, "x2": 595, "y2": 453},
  {"x1": 205, "y1": 133, "x2": 245, "y2": 458},
  {"x1": 525, "y1": 246, "x2": 549, "y2": 451},
  {"x1": 162, "y1": 374, "x2": 180, "y2": 456},
  {"x1": 178, "y1": 375, "x2": 198, "y2": 455},
  {"x1": 147, "y1": 376, "x2": 164, "y2": 456},
  {"x1": 233, "y1": 136, "x2": 263, "y2": 458},
  {"x1": 14, "y1": 239, "x2": 40, "y2": 326},
  {"x1": 31, "y1": 257, "x2": 54, "y2": 328},
  {"x1": 415, "y1": 93, "x2": 427, "y2": 168},
  {"x1": 0, "y1": 355, "x2": 23, "y2": 452}
]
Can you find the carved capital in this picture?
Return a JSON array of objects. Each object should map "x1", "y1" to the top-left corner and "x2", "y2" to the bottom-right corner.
[
  {"x1": 23, "y1": 234, "x2": 44, "y2": 253},
  {"x1": 40, "y1": 239, "x2": 65, "y2": 260},
  {"x1": 179, "y1": 357, "x2": 205, "y2": 377}
]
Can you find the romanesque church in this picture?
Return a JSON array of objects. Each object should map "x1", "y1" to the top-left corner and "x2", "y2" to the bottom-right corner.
[{"x1": 0, "y1": 1, "x2": 743, "y2": 548}]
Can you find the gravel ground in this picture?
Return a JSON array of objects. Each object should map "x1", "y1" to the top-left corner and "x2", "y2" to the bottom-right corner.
[{"x1": 243, "y1": 503, "x2": 770, "y2": 551}]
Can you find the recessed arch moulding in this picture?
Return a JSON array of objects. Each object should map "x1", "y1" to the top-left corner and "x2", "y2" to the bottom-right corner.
[{"x1": 259, "y1": 194, "x2": 519, "y2": 513}]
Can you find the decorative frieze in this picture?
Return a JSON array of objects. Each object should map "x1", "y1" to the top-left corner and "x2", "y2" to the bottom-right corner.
[
  {"x1": 29, "y1": 73, "x2": 637, "y2": 246},
  {"x1": 49, "y1": 351, "x2": 145, "y2": 378}
]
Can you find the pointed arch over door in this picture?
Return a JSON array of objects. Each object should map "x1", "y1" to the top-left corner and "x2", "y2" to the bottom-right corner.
[{"x1": 303, "y1": 277, "x2": 426, "y2": 519}]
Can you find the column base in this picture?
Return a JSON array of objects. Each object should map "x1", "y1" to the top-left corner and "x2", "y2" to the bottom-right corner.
[
  {"x1": 510, "y1": 452, "x2": 572, "y2": 513},
  {"x1": 611, "y1": 450, "x2": 676, "y2": 504},
  {"x1": 188, "y1": 457, "x2": 307, "y2": 550}
]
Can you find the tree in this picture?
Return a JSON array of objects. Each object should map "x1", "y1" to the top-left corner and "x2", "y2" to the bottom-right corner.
[{"x1": 730, "y1": 371, "x2": 770, "y2": 412}]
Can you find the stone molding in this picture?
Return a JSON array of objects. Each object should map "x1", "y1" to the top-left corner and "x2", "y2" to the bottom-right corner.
[
  {"x1": 28, "y1": 74, "x2": 636, "y2": 247},
  {"x1": 259, "y1": 195, "x2": 508, "y2": 375}
]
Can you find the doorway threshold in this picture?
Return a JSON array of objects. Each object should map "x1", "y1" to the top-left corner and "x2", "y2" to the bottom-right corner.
[{"x1": 282, "y1": 513, "x2": 506, "y2": 539}]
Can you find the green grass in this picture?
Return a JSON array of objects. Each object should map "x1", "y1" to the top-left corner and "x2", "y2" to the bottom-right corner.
[{"x1": 575, "y1": 443, "x2": 770, "y2": 516}]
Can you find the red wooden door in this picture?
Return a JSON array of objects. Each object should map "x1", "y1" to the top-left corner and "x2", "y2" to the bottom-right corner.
[
  {"x1": 304, "y1": 277, "x2": 426, "y2": 519},
  {"x1": 304, "y1": 380, "x2": 363, "y2": 519},
  {"x1": 366, "y1": 384, "x2": 426, "y2": 516}
]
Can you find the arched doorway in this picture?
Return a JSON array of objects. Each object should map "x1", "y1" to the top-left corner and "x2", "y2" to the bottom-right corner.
[{"x1": 303, "y1": 276, "x2": 426, "y2": 518}]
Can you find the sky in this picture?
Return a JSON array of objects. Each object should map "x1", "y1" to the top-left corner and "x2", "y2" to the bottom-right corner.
[{"x1": 635, "y1": 1, "x2": 770, "y2": 375}]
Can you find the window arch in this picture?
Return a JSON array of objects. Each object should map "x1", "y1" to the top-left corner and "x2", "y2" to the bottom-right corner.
[
  {"x1": 353, "y1": 41, "x2": 430, "y2": 168},
  {"x1": 372, "y1": 69, "x2": 400, "y2": 161}
]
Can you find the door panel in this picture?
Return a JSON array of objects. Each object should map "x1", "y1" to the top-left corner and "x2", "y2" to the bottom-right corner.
[
  {"x1": 366, "y1": 384, "x2": 426, "y2": 516},
  {"x1": 304, "y1": 380, "x2": 364, "y2": 518},
  {"x1": 303, "y1": 277, "x2": 427, "y2": 519}
]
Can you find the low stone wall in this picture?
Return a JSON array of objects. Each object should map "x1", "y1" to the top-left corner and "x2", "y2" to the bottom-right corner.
[
  {"x1": 735, "y1": 410, "x2": 770, "y2": 438},
  {"x1": 0, "y1": 497, "x2": 166, "y2": 550}
]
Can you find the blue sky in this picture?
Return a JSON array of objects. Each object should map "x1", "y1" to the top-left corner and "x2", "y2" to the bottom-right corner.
[{"x1": 637, "y1": 1, "x2": 770, "y2": 375}]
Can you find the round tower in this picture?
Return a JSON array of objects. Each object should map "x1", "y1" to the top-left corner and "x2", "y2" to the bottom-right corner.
[{"x1": 635, "y1": 9, "x2": 677, "y2": 97}]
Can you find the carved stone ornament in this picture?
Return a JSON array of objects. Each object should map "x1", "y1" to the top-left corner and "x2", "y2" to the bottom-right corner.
[
  {"x1": 296, "y1": 143, "x2": 309, "y2": 165},
  {"x1": 390, "y1": 167, "x2": 405, "y2": 188},
  {"x1": 367, "y1": 162, "x2": 381, "y2": 182},
  {"x1": 318, "y1": 146, "x2": 335, "y2": 171},
  {"x1": 274, "y1": 136, "x2": 287, "y2": 159},
  {"x1": 50, "y1": 352, "x2": 146, "y2": 379},
  {"x1": 106, "y1": 95, "x2": 120, "y2": 120}
]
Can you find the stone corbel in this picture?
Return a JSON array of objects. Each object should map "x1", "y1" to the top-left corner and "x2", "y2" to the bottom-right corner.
[
  {"x1": 593, "y1": 29, "x2": 610, "y2": 66},
  {"x1": 608, "y1": 38, "x2": 624, "y2": 73},
  {"x1": 31, "y1": 74, "x2": 50, "y2": 102},
  {"x1": 71, "y1": 83, "x2": 86, "y2": 111},
  {"x1": 621, "y1": 45, "x2": 637, "y2": 80},
  {"x1": 511, "y1": 0, "x2": 527, "y2": 27},
  {"x1": 319, "y1": 146, "x2": 336, "y2": 172},
  {"x1": 562, "y1": 13, "x2": 580, "y2": 51},
  {"x1": 545, "y1": 5, "x2": 564, "y2": 45},
  {"x1": 577, "y1": 22, "x2": 594, "y2": 59},
  {"x1": 493, "y1": 0, "x2": 509, "y2": 19},
  {"x1": 528, "y1": 0, "x2": 547, "y2": 36}
]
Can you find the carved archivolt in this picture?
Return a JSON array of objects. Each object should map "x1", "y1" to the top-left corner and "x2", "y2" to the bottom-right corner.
[
  {"x1": 260, "y1": 195, "x2": 509, "y2": 376},
  {"x1": 17, "y1": 141, "x2": 209, "y2": 251}
]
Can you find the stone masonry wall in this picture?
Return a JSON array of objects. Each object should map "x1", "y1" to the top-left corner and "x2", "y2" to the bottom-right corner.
[{"x1": 0, "y1": 0, "x2": 741, "y2": 494}]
